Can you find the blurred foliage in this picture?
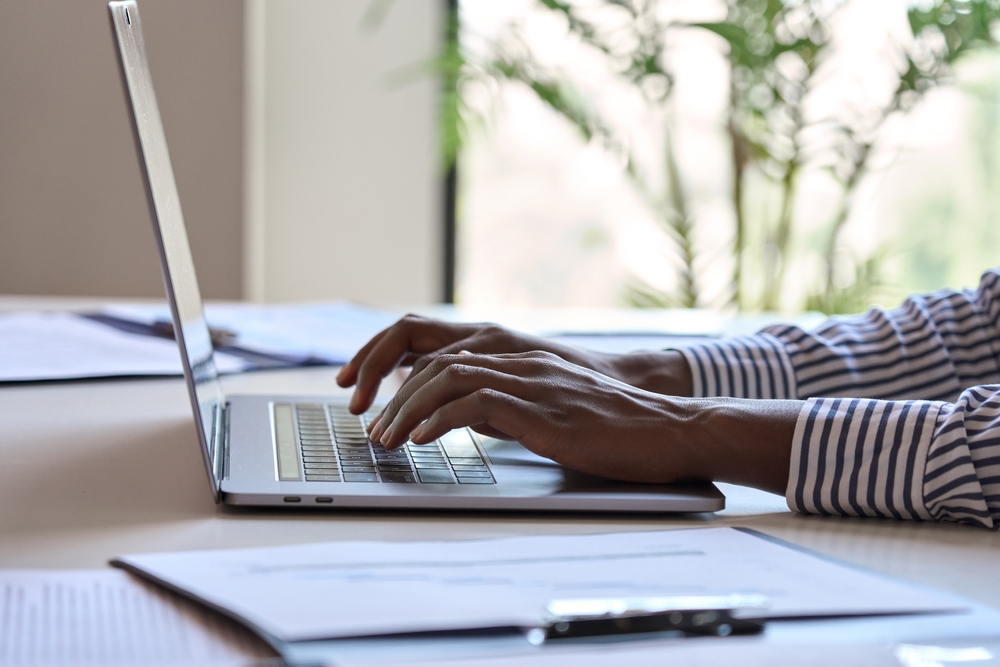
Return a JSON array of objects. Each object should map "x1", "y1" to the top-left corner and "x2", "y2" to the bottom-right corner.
[
  {"x1": 427, "y1": 0, "x2": 1000, "y2": 313},
  {"x1": 695, "y1": 1, "x2": 828, "y2": 310}
]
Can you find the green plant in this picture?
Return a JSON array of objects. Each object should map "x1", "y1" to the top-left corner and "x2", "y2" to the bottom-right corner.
[{"x1": 426, "y1": 0, "x2": 1000, "y2": 313}]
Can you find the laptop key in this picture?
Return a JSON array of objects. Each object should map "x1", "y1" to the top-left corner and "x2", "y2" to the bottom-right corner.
[
  {"x1": 343, "y1": 472, "x2": 379, "y2": 482},
  {"x1": 303, "y1": 456, "x2": 338, "y2": 463},
  {"x1": 456, "y1": 477, "x2": 495, "y2": 484},
  {"x1": 380, "y1": 472, "x2": 416, "y2": 483},
  {"x1": 455, "y1": 471, "x2": 492, "y2": 478},
  {"x1": 414, "y1": 462, "x2": 450, "y2": 469},
  {"x1": 305, "y1": 475, "x2": 341, "y2": 482},
  {"x1": 417, "y1": 470, "x2": 455, "y2": 484}
]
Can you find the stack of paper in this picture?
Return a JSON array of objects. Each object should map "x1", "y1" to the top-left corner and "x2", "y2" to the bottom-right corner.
[
  {"x1": 102, "y1": 301, "x2": 401, "y2": 366},
  {"x1": 0, "y1": 312, "x2": 247, "y2": 383}
]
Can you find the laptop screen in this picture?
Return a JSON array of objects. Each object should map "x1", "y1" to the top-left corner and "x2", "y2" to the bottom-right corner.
[{"x1": 110, "y1": 0, "x2": 225, "y2": 499}]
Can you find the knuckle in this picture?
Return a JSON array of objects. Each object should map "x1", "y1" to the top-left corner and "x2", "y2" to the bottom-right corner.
[
  {"x1": 398, "y1": 313, "x2": 426, "y2": 330},
  {"x1": 428, "y1": 355, "x2": 453, "y2": 372},
  {"x1": 472, "y1": 387, "x2": 501, "y2": 404},
  {"x1": 442, "y1": 362, "x2": 475, "y2": 382}
]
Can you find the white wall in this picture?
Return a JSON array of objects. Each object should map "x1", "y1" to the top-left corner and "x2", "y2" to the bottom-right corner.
[{"x1": 247, "y1": 0, "x2": 443, "y2": 306}]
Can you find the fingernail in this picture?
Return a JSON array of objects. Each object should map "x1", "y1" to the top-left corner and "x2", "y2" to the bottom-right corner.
[
  {"x1": 380, "y1": 427, "x2": 392, "y2": 446},
  {"x1": 410, "y1": 425, "x2": 425, "y2": 441}
]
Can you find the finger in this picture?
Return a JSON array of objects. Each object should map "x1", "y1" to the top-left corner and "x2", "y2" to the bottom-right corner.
[
  {"x1": 336, "y1": 328, "x2": 389, "y2": 388},
  {"x1": 409, "y1": 389, "x2": 537, "y2": 445},
  {"x1": 366, "y1": 412, "x2": 382, "y2": 437},
  {"x1": 379, "y1": 362, "x2": 531, "y2": 448},
  {"x1": 348, "y1": 316, "x2": 458, "y2": 414},
  {"x1": 372, "y1": 352, "x2": 550, "y2": 443},
  {"x1": 403, "y1": 328, "x2": 514, "y2": 384}
]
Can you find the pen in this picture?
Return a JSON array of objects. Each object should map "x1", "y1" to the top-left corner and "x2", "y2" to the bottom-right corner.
[{"x1": 530, "y1": 594, "x2": 769, "y2": 644}]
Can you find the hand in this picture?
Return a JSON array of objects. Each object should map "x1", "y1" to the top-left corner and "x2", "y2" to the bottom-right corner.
[
  {"x1": 337, "y1": 315, "x2": 695, "y2": 414},
  {"x1": 366, "y1": 350, "x2": 801, "y2": 492},
  {"x1": 337, "y1": 315, "x2": 614, "y2": 414}
]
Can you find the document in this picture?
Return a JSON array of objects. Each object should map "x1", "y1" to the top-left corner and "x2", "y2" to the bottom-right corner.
[
  {"x1": 0, "y1": 569, "x2": 274, "y2": 666},
  {"x1": 0, "y1": 312, "x2": 246, "y2": 382},
  {"x1": 113, "y1": 527, "x2": 966, "y2": 643},
  {"x1": 333, "y1": 637, "x2": 907, "y2": 667},
  {"x1": 103, "y1": 302, "x2": 401, "y2": 366}
]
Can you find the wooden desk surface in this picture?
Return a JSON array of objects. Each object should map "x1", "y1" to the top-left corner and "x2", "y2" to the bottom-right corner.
[{"x1": 2, "y1": 364, "x2": 999, "y2": 614}]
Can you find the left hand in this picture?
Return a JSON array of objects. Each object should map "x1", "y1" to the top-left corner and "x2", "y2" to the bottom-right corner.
[{"x1": 366, "y1": 350, "x2": 703, "y2": 484}]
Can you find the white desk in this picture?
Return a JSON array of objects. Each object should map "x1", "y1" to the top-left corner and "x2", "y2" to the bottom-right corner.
[{"x1": 2, "y1": 298, "x2": 1000, "y2": 662}]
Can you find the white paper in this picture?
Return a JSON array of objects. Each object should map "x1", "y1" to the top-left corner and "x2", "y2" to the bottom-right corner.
[
  {"x1": 0, "y1": 312, "x2": 247, "y2": 382},
  {"x1": 104, "y1": 302, "x2": 401, "y2": 365},
  {"x1": 337, "y1": 640, "x2": 1000, "y2": 667},
  {"x1": 334, "y1": 638, "x2": 905, "y2": 667},
  {"x1": 115, "y1": 527, "x2": 965, "y2": 643},
  {"x1": 0, "y1": 569, "x2": 274, "y2": 666}
]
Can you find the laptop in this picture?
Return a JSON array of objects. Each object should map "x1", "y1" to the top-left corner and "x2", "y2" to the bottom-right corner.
[{"x1": 108, "y1": 0, "x2": 725, "y2": 513}]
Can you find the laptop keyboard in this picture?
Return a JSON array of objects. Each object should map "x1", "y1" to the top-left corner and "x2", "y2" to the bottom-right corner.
[{"x1": 293, "y1": 403, "x2": 495, "y2": 484}]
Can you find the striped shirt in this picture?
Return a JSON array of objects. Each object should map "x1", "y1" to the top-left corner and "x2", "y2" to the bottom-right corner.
[{"x1": 679, "y1": 269, "x2": 1000, "y2": 527}]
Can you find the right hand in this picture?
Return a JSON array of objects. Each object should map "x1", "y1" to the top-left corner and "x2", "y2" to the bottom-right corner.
[{"x1": 335, "y1": 315, "x2": 601, "y2": 414}]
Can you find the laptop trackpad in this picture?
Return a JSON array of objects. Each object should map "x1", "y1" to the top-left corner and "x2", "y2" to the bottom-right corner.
[
  {"x1": 480, "y1": 438, "x2": 560, "y2": 468},
  {"x1": 480, "y1": 437, "x2": 664, "y2": 494}
]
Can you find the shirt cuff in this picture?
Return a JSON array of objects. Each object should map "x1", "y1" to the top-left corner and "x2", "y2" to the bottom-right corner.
[
  {"x1": 785, "y1": 397, "x2": 947, "y2": 522},
  {"x1": 679, "y1": 334, "x2": 798, "y2": 399}
]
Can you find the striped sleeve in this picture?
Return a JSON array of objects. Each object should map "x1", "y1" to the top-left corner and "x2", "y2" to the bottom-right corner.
[
  {"x1": 680, "y1": 268, "x2": 1000, "y2": 402},
  {"x1": 788, "y1": 386, "x2": 1000, "y2": 528},
  {"x1": 780, "y1": 270, "x2": 1000, "y2": 526},
  {"x1": 677, "y1": 268, "x2": 1000, "y2": 526}
]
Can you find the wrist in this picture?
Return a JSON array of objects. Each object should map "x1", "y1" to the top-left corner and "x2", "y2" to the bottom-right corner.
[
  {"x1": 603, "y1": 350, "x2": 693, "y2": 397},
  {"x1": 676, "y1": 397, "x2": 801, "y2": 494}
]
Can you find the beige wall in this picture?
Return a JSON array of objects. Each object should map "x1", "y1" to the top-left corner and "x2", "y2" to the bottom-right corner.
[
  {"x1": 0, "y1": 0, "x2": 442, "y2": 305},
  {"x1": 248, "y1": 0, "x2": 442, "y2": 305},
  {"x1": 0, "y1": 0, "x2": 244, "y2": 299}
]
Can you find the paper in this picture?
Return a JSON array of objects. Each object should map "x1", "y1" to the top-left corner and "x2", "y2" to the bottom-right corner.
[
  {"x1": 104, "y1": 302, "x2": 400, "y2": 365},
  {"x1": 0, "y1": 312, "x2": 246, "y2": 382},
  {"x1": 333, "y1": 638, "x2": 906, "y2": 667},
  {"x1": 114, "y1": 527, "x2": 965, "y2": 643},
  {"x1": 0, "y1": 569, "x2": 274, "y2": 666}
]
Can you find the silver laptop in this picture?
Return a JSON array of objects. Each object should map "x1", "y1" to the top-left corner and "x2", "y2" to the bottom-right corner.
[{"x1": 108, "y1": 0, "x2": 724, "y2": 513}]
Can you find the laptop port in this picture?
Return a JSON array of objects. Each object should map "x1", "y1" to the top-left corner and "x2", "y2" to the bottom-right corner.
[
  {"x1": 315, "y1": 497, "x2": 333, "y2": 503},
  {"x1": 283, "y1": 496, "x2": 301, "y2": 503}
]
